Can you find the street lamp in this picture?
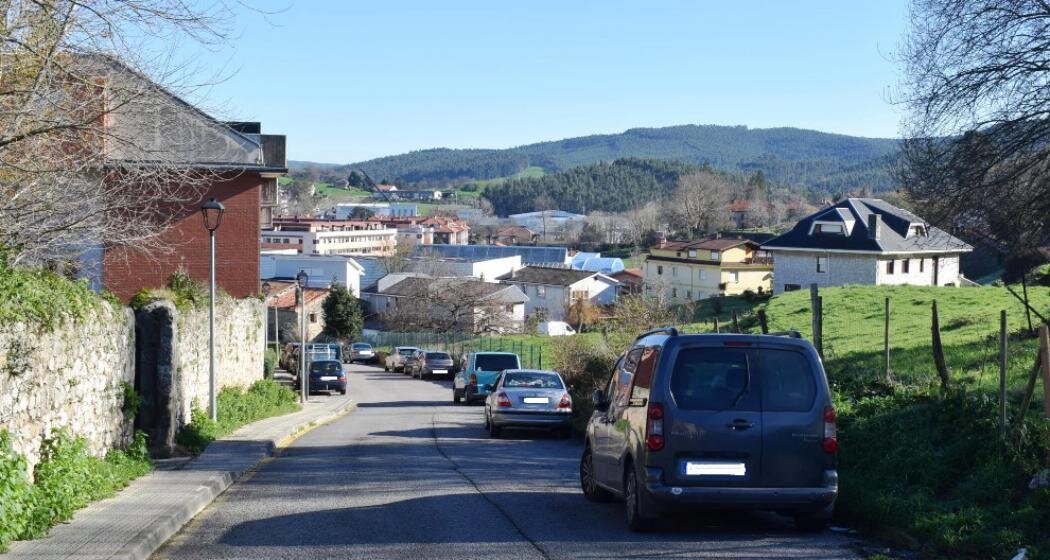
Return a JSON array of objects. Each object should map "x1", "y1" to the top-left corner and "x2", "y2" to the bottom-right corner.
[
  {"x1": 201, "y1": 198, "x2": 225, "y2": 422},
  {"x1": 296, "y1": 269, "x2": 309, "y2": 404}
]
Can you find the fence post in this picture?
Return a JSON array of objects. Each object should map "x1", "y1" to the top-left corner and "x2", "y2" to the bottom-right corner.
[
  {"x1": 999, "y1": 310, "x2": 1008, "y2": 441},
  {"x1": 931, "y1": 300, "x2": 951, "y2": 394},
  {"x1": 757, "y1": 309, "x2": 769, "y2": 334},
  {"x1": 810, "y1": 283, "x2": 820, "y2": 344},
  {"x1": 1023, "y1": 275, "x2": 1034, "y2": 335},
  {"x1": 1040, "y1": 325, "x2": 1050, "y2": 465},
  {"x1": 713, "y1": 316, "x2": 719, "y2": 333},
  {"x1": 883, "y1": 297, "x2": 891, "y2": 381},
  {"x1": 816, "y1": 296, "x2": 824, "y2": 358},
  {"x1": 732, "y1": 310, "x2": 740, "y2": 334}
]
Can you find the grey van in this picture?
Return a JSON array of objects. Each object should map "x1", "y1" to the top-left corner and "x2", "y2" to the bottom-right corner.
[{"x1": 579, "y1": 328, "x2": 838, "y2": 531}]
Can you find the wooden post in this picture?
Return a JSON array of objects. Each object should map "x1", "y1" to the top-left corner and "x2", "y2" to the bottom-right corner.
[
  {"x1": 757, "y1": 309, "x2": 769, "y2": 334},
  {"x1": 1013, "y1": 347, "x2": 1044, "y2": 446},
  {"x1": 931, "y1": 300, "x2": 951, "y2": 394},
  {"x1": 713, "y1": 316, "x2": 719, "y2": 333},
  {"x1": 810, "y1": 284, "x2": 820, "y2": 345},
  {"x1": 815, "y1": 296, "x2": 824, "y2": 358},
  {"x1": 1040, "y1": 326, "x2": 1050, "y2": 465},
  {"x1": 883, "y1": 297, "x2": 891, "y2": 381},
  {"x1": 1022, "y1": 275, "x2": 1034, "y2": 335},
  {"x1": 999, "y1": 310, "x2": 1008, "y2": 441},
  {"x1": 732, "y1": 310, "x2": 740, "y2": 334}
]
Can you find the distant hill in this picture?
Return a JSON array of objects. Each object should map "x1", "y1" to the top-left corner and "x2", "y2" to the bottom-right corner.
[{"x1": 291, "y1": 124, "x2": 901, "y2": 194}]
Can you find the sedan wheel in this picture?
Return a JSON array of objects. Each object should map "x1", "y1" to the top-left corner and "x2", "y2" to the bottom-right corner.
[
  {"x1": 580, "y1": 448, "x2": 613, "y2": 502},
  {"x1": 488, "y1": 421, "x2": 501, "y2": 438},
  {"x1": 453, "y1": 388, "x2": 462, "y2": 404}
]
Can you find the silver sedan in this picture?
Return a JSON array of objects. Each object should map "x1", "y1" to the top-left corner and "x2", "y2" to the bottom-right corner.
[{"x1": 483, "y1": 369, "x2": 573, "y2": 439}]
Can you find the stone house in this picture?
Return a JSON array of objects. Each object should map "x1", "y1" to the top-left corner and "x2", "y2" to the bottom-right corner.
[
  {"x1": 761, "y1": 198, "x2": 973, "y2": 293},
  {"x1": 362, "y1": 275, "x2": 528, "y2": 334}
]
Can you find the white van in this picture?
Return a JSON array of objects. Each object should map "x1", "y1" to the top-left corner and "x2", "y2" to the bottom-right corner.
[{"x1": 537, "y1": 321, "x2": 577, "y2": 336}]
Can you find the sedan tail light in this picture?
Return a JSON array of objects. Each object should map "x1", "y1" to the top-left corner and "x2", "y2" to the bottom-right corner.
[
  {"x1": 497, "y1": 392, "x2": 512, "y2": 407},
  {"x1": 645, "y1": 403, "x2": 664, "y2": 451},
  {"x1": 558, "y1": 393, "x2": 572, "y2": 409},
  {"x1": 822, "y1": 406, "x2": 838, "y2": 454},
  {"x1": 469, "y1": 374, "x2": 478, "y2": 386}
]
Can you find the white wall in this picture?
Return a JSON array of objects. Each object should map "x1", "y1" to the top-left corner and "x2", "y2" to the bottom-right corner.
[
  {"x1": 261, "y1": 255, "x2": 363, "y2": 295},
  {"x1": 771, "y1": 251, "x2": 879, "y2": 293},
  {"x1": 470, "y1": 256, "x2": 522, "y2": 282}
]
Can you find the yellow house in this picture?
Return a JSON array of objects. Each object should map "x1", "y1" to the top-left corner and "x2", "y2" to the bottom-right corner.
[{"x1": 643, "y1": 236, "x2": 773, "y2": 304}]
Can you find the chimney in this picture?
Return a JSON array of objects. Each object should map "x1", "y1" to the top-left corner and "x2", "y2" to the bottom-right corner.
[
  {"x1": 657, "y1": 231, "x2": 667, "y2": 249},
  {"x1": 715, "y1": 232, "x2": 722, "y2": 239},
  {"x1": 868, "y1": 213, "x2": 882, "y2": 240}
]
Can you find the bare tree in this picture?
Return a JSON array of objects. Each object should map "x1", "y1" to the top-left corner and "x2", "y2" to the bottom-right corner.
[
  {"x1": 667, "y1": 171, "x2": 732, "y2": 236},
  {"x1": 380, "y1": 277, "x2": 521, "y2": 334},
  {"x1": 898, "y1": 0, "x2": 1050, "y2": 251},
  {"x1": 0, "y1": 1, "x2": 253, "y2": 266}
]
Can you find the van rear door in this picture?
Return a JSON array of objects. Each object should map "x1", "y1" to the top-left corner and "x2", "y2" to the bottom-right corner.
[
  {"x1": 661, "y1": 345, "x2": 763, "y2": 488},
  {"x1": 755, "y1": 345, "x2": 826, "y2": 487}
]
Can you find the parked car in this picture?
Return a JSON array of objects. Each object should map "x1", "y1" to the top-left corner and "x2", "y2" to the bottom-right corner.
[
  {"x1": 579, "y1": 328, "x2": 838, "y2": 532},
  {"x1": 348, "y1": 342, "x2": 375, "y2": 363},
  {"x1": 453, "y1": 351, "x2": 521, "y2": 405},
  {"x1": 483, "y1": 369, "x2": 572, "y2": 438},
  {"x1": 307, "y1": 359, "x2": 347, "y2": 395},
  {"x1": 384, "y1": 346, "x2": 419, "y2": 372},
  {"x1": 407, "y1": 350, "x2": 455, "y2": 379},
  {"x1": 537, "y1": 320, "x2": 576, "y2": 336}
]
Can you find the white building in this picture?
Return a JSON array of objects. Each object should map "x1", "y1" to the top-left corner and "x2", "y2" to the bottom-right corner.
[
  {"x1": 762, "y1": 198, "x2": 973, "y2": 293},
  {"x1": 508, "y1": 210, "x2": 586, "y2": 235},
  {"x1": 362, "y1": 275, "x2": 528, "y2": 334},
  {"x1": 498, "y1": 266, "x2": 619, "y2": 322},
  {"x1": 260, "y1": 254, "x2": 364, "y2": 295},
  {"x1": 262, "y1": 218, "x2": 398, "y2": 257},
  {"x1": 332, "y1": 202, "x2": 416, "y2": 219}
]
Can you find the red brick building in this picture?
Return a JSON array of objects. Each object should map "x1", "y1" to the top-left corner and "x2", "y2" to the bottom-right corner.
[{"x1": 90, "y1": 63, "x2": 286, "y2": 301}]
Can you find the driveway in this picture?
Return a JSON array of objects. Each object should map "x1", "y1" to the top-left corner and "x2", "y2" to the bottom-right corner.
[{"x1": 153, "y1": 363, "x2": 865, "y2": 559}]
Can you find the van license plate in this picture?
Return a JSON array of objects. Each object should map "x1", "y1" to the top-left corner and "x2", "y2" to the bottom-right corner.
[
  {"x1": 432, "y1": 369, "x2": 447, "y2": 374},
  {"x1": 523, "y1": 397, "x2": 549, "y2": 404},
  {"x1": 684, "y1": 461, "x2": 746, "y2": 476}
]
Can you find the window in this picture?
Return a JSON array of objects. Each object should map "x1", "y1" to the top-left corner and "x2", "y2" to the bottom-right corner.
[
  {"x1": 902, "y1": 259, "x2": 910, "y2": 274},
  {"x1": 571, "y1": 290, "x2": 587, "y2": 301},
  {"x1": 615, "y1": 348, "x2": 643, "y2": 406},
  {"x1": 699, "y1": 269, "x2": 706, "y2": 280},
  {"x1": 758, "y1": 350, "x2": 817, "y2": 411},
  {"x1": 784, "y1": 284, "x2": 802, "y2": 292},
  {"x1": 816, "y1": 256, "x2": 828, "y2": 273},
  {"x1": 536, "y1": 285, "x2": 546, "y2": 299},
  {"x1": 308, "y1": 312, "x2": 318, "y2": 323},
  {"x1": 686, "y1": 290, "x2": 692, "y2": 300},
  {"x1": 815, "y1": 223, "x2": 844, "y2": 235},
  {"x1": 910, "y1": 225, "x2": 927, "y2": 237},
  {"x1": 670, "y1": 347, "x2": 759, "y2": 410},
  {"x1": 728, "y1": 271, "x2": 739, "y2": 283},
  {"x1": 710, "y1": 250, "x2": 720, "y2": 260},
  {"x1": 504, "y1": 304, "x2": 515, "y2": 312},
  {"x1": 503, "y1": 372, "x2": 563, "y2": 389},
  {"x1": 672, "y1": 267, "x2": 677, "y2": 277},
  {"x1": 657, "y1": 265, "x2": 663, "y2": 275},
  {"x1": 886, "y1": 260, "x2": 896, "y2": 274},
  {"x1": 919, "y1": 258, "x2": 925, "y2": 273},
  {"x1": 671, "y1": 287, "x2": 677, "y2": 298},
  {"x1": 632, "y1": 347, "x2": 659, "y2": 400},
  {"x1": 688, "y1": 250, "x2": 697, "y2": 258}
]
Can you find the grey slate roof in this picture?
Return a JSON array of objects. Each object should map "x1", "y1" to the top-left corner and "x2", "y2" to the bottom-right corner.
[
  {"x1": 498, "y1": 266, "x2": 597, "y2": 287},
  {"x1": 415, "y1": 244, "x2": 567, "y2": 265},
  {"x1": 374, "y1": 276, "x2": 528, "y2": 304},
  {"x1": 762, "y1": 198, "x2": 973, "y2": 254}
]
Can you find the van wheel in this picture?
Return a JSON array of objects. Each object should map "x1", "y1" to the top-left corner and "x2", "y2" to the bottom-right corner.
[
  {"x1": 384, "y1": 365, "x2": 389, "y2": 372},
  {"x1": 624, "y1": 464, "x2": 656, "y2": 532},
  {"x1": 793, "y1": 503, "x2": 833, "y2": 532},
  {"x1": 580, "y1": 447, "x2": 613, "y2": 502}
]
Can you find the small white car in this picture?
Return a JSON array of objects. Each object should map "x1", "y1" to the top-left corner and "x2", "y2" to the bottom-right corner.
[
  {"x1": 537, "y1": 320, "x2": 577, "y2": 336},
  {"x1": 348, "y1": 342, "x2": 375, "y2": 363}
]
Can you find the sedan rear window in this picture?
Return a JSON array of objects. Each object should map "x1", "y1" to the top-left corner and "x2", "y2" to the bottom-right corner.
[
  {"x1": 426, "y1": 352, "x2": 451, "y2": 360},
  {"x1": 310, "y1": 362, "x2": 342, "y2": 374},
  {"x1": 474, "y1": 354, "x2": 519, "y2": 371},
  {"x1": 352, "y1": 343, "x2": 372, "y2": 350},
  {"x1": 503, "y1": 372, "x2": 563, "y2": 389},
  {"x1": 669, "y1": 348, "x2": 759, "y2": 411},
  {"x1": 398, "y1": 349, "x2": 416, "y2": 356}
]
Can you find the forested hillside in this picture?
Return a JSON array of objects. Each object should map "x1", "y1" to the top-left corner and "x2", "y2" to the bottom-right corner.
[
  {"x1": 483, "y1": 158, "x2": 703, "y2": 215},
  {"x1": 294, "y1": 124, "x2": 900, "y2": 193}
]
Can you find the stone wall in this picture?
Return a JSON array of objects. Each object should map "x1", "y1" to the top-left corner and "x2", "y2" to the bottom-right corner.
[
  {"x1": 0, "y1": 303, "x2": 135, "y2": 474},
  {"x1": 173, "y1": 297, "x2": 265, "y2": 425}
]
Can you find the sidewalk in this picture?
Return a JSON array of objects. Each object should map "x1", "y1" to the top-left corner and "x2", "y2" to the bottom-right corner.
[{"x1": 5, "y1": 393, "x2": 355, "y2": 560}]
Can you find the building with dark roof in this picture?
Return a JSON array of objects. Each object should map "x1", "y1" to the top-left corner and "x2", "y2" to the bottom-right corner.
[
  {"x1": 361, "y1": 274, "x2": 528, "y2": 334},
  {"x1": 643, "y1": 235, "x2": 773, "y2": 303},
  {"x1": 498, "y1": 266, "x2": 619, "y2": 322},
  {"x1": 761, "y1": 198, "x2": 973, "y2": 293}
]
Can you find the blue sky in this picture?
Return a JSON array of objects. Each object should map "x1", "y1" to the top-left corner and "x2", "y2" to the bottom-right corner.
[{"x1": 188, "y1": 1, "x2": 909, "y2": 164}]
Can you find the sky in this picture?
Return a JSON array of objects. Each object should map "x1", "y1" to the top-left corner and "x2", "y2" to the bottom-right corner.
[{"x1": 182, "y1": 1, "x2": 910, "y2": 164}]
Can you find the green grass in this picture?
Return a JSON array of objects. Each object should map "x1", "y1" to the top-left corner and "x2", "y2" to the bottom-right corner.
[
  {"x1": 759, "y1": 285, "x2": 1050, "y2": 558},
  {"x1": 0, "y1": 430, "x2": 152, "y2": 551},
  {"x1": 370, "y1": 331, "x2": 604, "y2": 370},
  {"x1": 176, "y1": 380, "x2": 300, "y2": 454},
  {"x1": 468, "y1": 166, "x2": 546, "y2": 190}
]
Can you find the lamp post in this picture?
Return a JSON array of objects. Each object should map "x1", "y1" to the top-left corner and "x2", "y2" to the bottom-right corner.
[
  {"x1": 261, "y1": 281, "x2": 272, "y2": 359},
  {"x1": 296, "y1": 269, "x2": 309, "y2": 404},
  {"x1": 201, "y1": 198, "x2": 225, "y2": 422}
]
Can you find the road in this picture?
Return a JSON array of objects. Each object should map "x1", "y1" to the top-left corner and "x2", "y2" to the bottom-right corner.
[{"x1": 153, "y1": 363, "x2": 864, "y2": 560}]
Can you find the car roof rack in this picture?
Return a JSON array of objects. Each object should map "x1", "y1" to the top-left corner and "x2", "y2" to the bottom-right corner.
[
  {"x1": 634, "y1": 326, "x2": 679, "y2": 341},
  {"x1": 767, "y1": 330, "x2": 803, "y2": 338}
]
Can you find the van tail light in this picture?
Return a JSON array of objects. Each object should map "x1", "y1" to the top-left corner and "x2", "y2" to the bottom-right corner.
[
  {"x1": 558, "y1": 393, "x2": 572, "y2": 409},
  {"x1": 497, "y1": 392, "x2": 512, "y2": 407},
  {"x1": 469, "y1": 374, "x2": 477, "y2": 386},
  {"x1": 338, "y1": 374, "x2": 346, "y2": 381},
  {"x1": 822, "y1": 406, "x2": 838, "y2": 454},
  {"x1": 645, "y1": 403, "x2": 664, "y2": 451}
]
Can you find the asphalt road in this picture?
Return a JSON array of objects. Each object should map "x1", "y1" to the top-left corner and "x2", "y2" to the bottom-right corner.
[{"x1": 153, "y1": 363, "x2": 865, "y2": 560}]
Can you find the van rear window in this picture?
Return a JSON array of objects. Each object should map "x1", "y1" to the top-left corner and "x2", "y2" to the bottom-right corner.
[
  {"x1": 756, "y1": 350, "x2": 816, "y2": 412},
  {"x1": 475, "y1": 354, "x2": 519, "y2": 371},
  {"x1": 670, "y1": 348, "x2": 759, "y2": 411}
]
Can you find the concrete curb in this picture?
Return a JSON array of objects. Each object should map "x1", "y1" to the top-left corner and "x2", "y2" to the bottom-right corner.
[
  {"x1": 119, "y1": 400, "x2": 358, "y2": 560},
  {"x1": 4, "y1": 398, "x2": 357, "y2": 560}
]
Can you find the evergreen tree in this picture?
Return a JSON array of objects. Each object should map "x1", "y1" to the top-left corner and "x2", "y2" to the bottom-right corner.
[{"x1": 321, "y1": 283, "x2": 364, "y2": 341}]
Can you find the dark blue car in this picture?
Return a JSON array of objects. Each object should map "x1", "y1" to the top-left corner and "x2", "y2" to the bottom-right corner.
[{"x1": 308, "y1": 360, "x2": 347, "y2": 395}]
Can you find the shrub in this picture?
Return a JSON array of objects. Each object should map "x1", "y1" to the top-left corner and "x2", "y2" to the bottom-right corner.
[
  {"x1": 0, "y1": 430, "x2": 151, "y2": 552},
  {"x1": 120, "y1": 382, "x2": 142, "y2": 419},
  {"x1": 263, "y1": 349, "x2": 278, "y2": 380},
  {"x1": 176, "y1": 380, "x2": 299, "y2": 454},
  {"x1": 551, "y1": 335, "x2": 618, "y2": 432}
]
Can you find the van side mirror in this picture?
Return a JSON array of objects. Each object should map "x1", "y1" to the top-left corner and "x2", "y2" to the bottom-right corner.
[{"x1": 592, "y1": 389, "x2": 608, "y2": 411}]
